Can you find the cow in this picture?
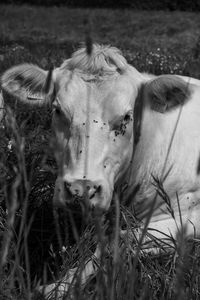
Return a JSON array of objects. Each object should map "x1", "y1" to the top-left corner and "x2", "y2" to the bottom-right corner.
[{"x1": 1, "y1": 44, "x2": 200, "y2": 297}]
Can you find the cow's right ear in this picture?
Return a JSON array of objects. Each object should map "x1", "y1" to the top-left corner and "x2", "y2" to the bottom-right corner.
[{"x1": 1, "y1": 64, "x2": 55, "y2": 107}]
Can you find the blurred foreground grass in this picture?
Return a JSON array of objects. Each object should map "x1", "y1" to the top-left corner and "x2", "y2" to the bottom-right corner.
[{"x1": 0, "y1": 5, "x2": 200, "y2": 300}]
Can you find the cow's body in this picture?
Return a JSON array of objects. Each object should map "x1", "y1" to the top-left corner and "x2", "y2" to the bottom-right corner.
[
  {"x1": 1, "y1": 44, "x2": 200, "y2": 296},
  {"x1": 125, "y1": 83, "x2": 200, "y2": 235}
]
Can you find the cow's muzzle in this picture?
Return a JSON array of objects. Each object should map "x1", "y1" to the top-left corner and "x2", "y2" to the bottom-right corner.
[
  {"x1": 54, "y1": 176, "x2": 112, "y2": 211},
  {"x1": 64, "y1": 179, "x2": 102, "y2": 200}
]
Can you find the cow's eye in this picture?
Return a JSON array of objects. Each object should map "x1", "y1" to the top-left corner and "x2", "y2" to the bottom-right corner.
[
  {"x1": 53, "y1": 105, "x2": 71, "y2": 125},
  {"x1": 54, "y1": 107, "x2": 61, "y2": 115},
  {"x1": 53, "y1": 104, "x2": 63, "y2": 116},
  {"x1": 124, "y1": 113, "x2": 131, "y2": 123},
  {"x1": 122, "y1": 111, "x2": 133, "y2": 126},
  {"x1": 111, "y1": 111, "x2": 133, "y2": 135}
]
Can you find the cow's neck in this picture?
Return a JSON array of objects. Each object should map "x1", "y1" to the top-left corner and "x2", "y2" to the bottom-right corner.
[{"x1": 121, "y1": 107, "x2": 200, "y2": 221}]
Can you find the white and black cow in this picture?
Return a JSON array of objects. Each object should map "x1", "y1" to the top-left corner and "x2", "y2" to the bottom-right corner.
[{"x1": 1, "y1": 44, "x2": 200, "y2": 297}]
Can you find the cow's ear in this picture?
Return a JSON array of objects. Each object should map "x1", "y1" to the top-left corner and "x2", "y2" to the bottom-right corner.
[
  {"x1": 1, "y1": 64, "x2": 54, "y2": 107},
  {"x1": 144, "y1": 75, "x2": 191, "y2": 113}
]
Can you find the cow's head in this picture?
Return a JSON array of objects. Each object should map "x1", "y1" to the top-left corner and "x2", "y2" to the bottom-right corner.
[{"x1": 1, "y1": 45, "x2": 191, "y2": 211}]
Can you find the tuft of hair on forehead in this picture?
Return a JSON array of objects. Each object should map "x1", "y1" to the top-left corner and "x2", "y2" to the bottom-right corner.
[{"x1": 61, "y1": 44, "x2": 128, "y2": 76}]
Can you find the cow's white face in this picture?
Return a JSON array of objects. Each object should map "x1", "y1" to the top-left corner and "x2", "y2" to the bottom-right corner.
[{"x1": 52, "y1": 69, "x2": 138, "y2": 210}]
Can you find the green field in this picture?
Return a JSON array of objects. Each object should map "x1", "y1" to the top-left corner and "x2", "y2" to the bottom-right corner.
[
  {"x1": 0, "y1": 5, "x2": 200, "y2": 51},
  {"x1": 1, "y1": 5, "x2": 200, "y2": 300},
  {"x1": 1, "y1": 5, "x2": 200, "y2": 75}
]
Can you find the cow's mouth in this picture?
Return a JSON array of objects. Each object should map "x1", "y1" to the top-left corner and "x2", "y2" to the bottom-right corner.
[
  {"x1": 54, "y1": 195, "x2": 107, "y2": 246},
  {"x1": 53, "y1": 184, "x2": 117, "y2": 250},
  {"x1": 64, "y1": 195, "x2": 105, "y2": 217}
]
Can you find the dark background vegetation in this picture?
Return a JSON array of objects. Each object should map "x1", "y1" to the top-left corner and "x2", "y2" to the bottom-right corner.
[{"x1": 0, "y1": 0, "x2": 200, "y2": 10}]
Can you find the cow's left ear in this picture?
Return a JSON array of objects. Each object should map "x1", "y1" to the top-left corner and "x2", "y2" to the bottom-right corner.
[{"x1": 144, "y1": 75, "x2": 191, "y2": 113}]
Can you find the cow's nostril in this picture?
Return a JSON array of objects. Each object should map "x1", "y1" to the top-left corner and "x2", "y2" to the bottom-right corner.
[
  {"x1": 96, "y1": 185, "x2": 102, "y2": 194},
  {"x1": 89, "y1": 185, "x2": 102, "y2": 199},
  {"x1": 89, "y1": 193, "x2": 95, "y2": 199}
]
